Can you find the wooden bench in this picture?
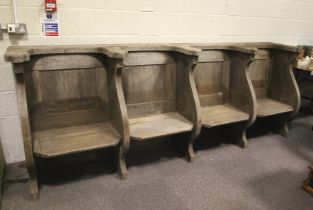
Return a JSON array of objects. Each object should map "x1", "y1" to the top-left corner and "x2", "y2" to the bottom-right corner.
[
  {"x1": 190, "y1": 45, "x2": 257, "y2": 149},
  {"x1": 235, "y1": 43, "x2": 300, "y2": 136},
  {"x1": 116, "y1": 45, "x2": 201, "y2": 162},
  {"x1": 5, "y1": 45, "x2": 128, "y2": 201}
]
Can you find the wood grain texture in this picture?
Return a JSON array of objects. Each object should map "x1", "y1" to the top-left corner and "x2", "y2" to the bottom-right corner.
[
  {"x1": 268, "y1": 50, "x2": 300, "y2": 117},
  {"x1": 201, "y1": 104, "x2": 249, "y2": 127},
  {"x1": 33, "y1": 122, "x2": 119, "y2": 157},
  {"x1": 228, "y1": 51, "x2": 257, "y2": 127},
  {"x1": 15, "y1": 72, "x2": 39, "y2": 201},
  {"x1": 175, "y1": 54, "x2": 201, "y2": 161},
  {"x1": 106, "y1": 58, "x2": 130, "y2": 179},
  {"x1": 245, "y1": 46, "x2": 300, "y2": 117},
  {"x1": 122, "y1": 64, "x2": 176, "y2": 118},
  {"x1": 191, "y1": 46, "x2": 257, "y2": 148},
  {"x1": 7, "y1": 46, "x2": 130, "y2": 198},
  {"x1": 129, "y1": 112, "x2": 193, "y2": 140},
  {"x1": 118, "y1": 46, "x2": 201, "y2": 162},
  {"x1": 240, "y1": 44, "x2": 299, "y2": 136},
  {"x1": 256, "y1": 98, "x2": 293, "y2": 117},
  {"x1": 5, "y1": 45, "x2": 126, "y2": 64}
]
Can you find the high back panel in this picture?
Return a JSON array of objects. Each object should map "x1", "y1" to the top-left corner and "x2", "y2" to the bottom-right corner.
[
  {"x1": 26, "y1": 54, "x2": 109, "y2": 131},
  {"x1": 249, "y1": 50, "x2": 270, "y2": 99},
  {"x1": 122, "y1": 52, "x2": 177, "y2": 118},
  {"x1": 194, "y1": 51, "x2": 229, "y2": 107}
]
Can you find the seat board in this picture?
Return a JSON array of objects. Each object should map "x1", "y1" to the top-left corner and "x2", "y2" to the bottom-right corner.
[
  {"x1": 257, "y1": 98, "x2": 293, "y2": 117},
  {"x1": 33, "y1": 122, "x2": 119, "y2": 157},
  {"x1": 201, "y1": 104, "x2": 249, "y2": 127},
  {"x1": 129, "y1": 112, "x2": 193, "y2": 140}
]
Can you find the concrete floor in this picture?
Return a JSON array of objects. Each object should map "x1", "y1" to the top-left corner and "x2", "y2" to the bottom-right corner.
[{"x1": 1, "y1": 111, "x2": 313, "y2": 210}]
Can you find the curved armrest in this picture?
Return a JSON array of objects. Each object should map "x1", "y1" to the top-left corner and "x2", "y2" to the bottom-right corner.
[
  {"x1": 106, "y1": 59, "x2": 130, "y2": 153},
  {"x1": 176, "y1": 54, "x2": 202, "y2": 140},
  {"x1": 268, "y1": 50, "x2": 301, "y2": 117},
  {"x1": 228, "y1": 52, "x2": 257, "y2": 126}
]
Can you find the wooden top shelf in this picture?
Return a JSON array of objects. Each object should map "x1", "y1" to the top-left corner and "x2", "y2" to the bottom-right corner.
[
  {"x1": 128, "y1": 112, "x2": 193, "y2": 140},
  {"x1": 33, "y1": 122, "x2": 119, "y2": 158},
  {"x1": 257, "y1": 98, "x2": 293, "y2": 117},
  {"x1": 201, "y1": 104, "x2": 249, "y2": 128}
]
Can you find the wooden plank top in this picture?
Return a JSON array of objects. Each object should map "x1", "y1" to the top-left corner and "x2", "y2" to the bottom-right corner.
[
  {"x1": 5, "y1": 43, "x2": 298, "y2": 64},
  {"x1": 128, "y1": 112, "x2": 193, "y2": 140},
  {"x1": 5, "y1": 45, "x2": 126, "y2": 63},
  {"x1": 33, "y1": 122, "x2": 119, "y2": 157},
  {"x1": 201, "y1": 104, "x2": 249, "y2": 127},
  {"x1": 5, "y1": 44, "x2": 201, "y2": 64},
  {"x1": 116, "y1": 44, "x2": 201, "y2": 56},
  {"x1": 189, "y1": 44, "x2": 256, "y2": 54},
  {"x1": 257, "y1": 98, "x2": 293, "y2": 117},
  {"x1": 230, "y1": 42, "x2": 298, "y2": 53},
  {"x1": 185, "y1": 42, "x2": 298, "y2": 53}
]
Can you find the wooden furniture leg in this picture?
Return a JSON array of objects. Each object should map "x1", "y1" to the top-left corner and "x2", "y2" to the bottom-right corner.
[
  {"x1": 278, "y1": 123, "x2": 289, "y2": 137},
  {"x1": 176, "y1": 54, "x2": 201, "y2": 162},
  {"x1": 117, "y1": 145, "x2": 127, "y2": 180},
  {"x1": 16, "y1": 73, "x2": 39, "y2": 201},
  {"x1": 237, "y1": 129, "x2": 248, "y2": 148},
  {"x1": 265, "y1": 113, "x2": 291, "y2": 137},
  {"x1": 107, "y1": 59, "x2": 130, "y2": 180},
  {"x1": 228, "y1": 52, "x2": 257, "y2": 148}
]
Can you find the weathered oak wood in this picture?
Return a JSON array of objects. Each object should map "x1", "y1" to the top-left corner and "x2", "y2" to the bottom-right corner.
[
  {"x1": 33, "y1": 122, "x2": 119, "y2": 157},
  {"x1": 257, "y1": 98, "x2": 293, "y2": 117},
  {"x1": 6, "y1": 45, "x2": 129, "y2": 199},
  {"x1": 129, "y1": 112, "x2": 193, "y2": 140},
  {"x1": 201, "y1": 104, "x2": 249, "y2": 127},
  {"x1": 106, "y1": 58, "x2": 130, "y2": 179},
  {"x1": 15, "y1": 72, "x2": 39, "y2": 201},
  {"x1": 191, "y1": 45, "x2": 256, "y2": 148},
  {"x1": 118, "y1": 45, "x2": 201, "y2": 163},
  {"x1": 236, "y1": 43, "x2": 300, "y2": 136}
]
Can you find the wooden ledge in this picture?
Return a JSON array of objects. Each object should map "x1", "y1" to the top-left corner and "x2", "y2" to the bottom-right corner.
[
  {"x1": 112, "y1": 44, "x2": 201, "y2": 56},
  {"x1": 201, "y1": 104, "x2": 249, "y2": 128},
  {"x1": 33, "y1": 122, "x2": 119, "y2": 158},
  {"x1": 128, "y1": 112, "x2": 193, "y2": 140},
  {"x1": 230, "y1": 42, "x2": 299, "y2": 53},
  {"x1": 189, "y1": 44, "x2": 257, "y2": 55},
  {"x1": 4, "y1": 45, "x2": 126, "y2": 63},
  {"x1": 257, "y1": 98, "x2": 293, "y2": 117}
]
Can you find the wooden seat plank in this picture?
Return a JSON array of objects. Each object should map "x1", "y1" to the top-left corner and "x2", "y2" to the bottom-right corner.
[
  {"x1": 257, "y1": 98, "x2": 293, "y2": 117},
  {"x1": 33, "y1": 122, "x2": 119, "y2": 157},
  {"x1": 129, "y1": 112, "x2": 193, "y2": 140},
  {"x1": 201, "y1": 104, "x2": 249, "y2": 127}
]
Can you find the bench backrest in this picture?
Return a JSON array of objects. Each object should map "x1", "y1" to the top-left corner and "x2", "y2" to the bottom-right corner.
[
  {"x1": 25, "y1": 53, "x2": 109, "y2": 131},
  {"x1": 194, "y1": 50, "x2": 230, "y2": 107},
  {"x1": 122, "y1": 51, "x2": 177, "y2": 118}
]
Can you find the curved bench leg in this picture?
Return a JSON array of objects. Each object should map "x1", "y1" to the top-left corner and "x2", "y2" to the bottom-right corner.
[
  {"x1": 237, "y1": 129, "x2": 248, "y2": 149},
  {"x1": 266, "y1": 113, "x2": 290, "y2": 137},
  {"x1": 278, "y1": 123, "x2": 289, "y2": 137},
  {"x1": 186, "y1": 139, "x2": 195, "y2": 162},
  {"x1": 117, "y1": 146, "x2": 127, "y2": 180},
  {"x1": 28, "y1": 161, "x2": 39, "y2": 201}
]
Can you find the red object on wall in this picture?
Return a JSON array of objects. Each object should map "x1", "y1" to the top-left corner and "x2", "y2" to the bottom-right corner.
[{"x1": 45, "y1": 0, "x2": 57, "y2": 12}]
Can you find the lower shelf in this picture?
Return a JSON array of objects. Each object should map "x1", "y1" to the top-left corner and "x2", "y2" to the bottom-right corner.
[
  {"x1": 129, "y1": 112, "x2": 193, "y2": 140},
  {"x1": 33, "y1": 122, "x2": 119, "y2": 158},
  {"x1": 201, "y1": 104, "x2": 249, "y2": 127},
  {"x1": 257, "y1": 98, "x2": 293, "y2": 117}
]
